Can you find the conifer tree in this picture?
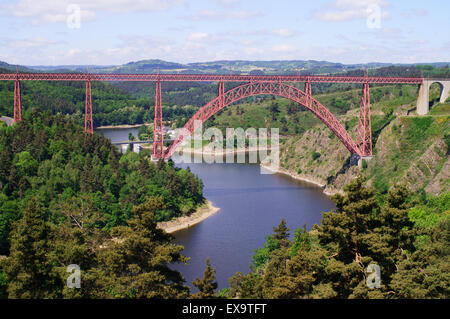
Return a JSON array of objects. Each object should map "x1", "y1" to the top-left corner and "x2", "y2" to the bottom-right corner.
[
  {"x1": 273, "y1": 219, "x2": 290, "y2": 247},
  {"x1": 390, "y1": 220, "x2": 450, "y2": 298},
  {"x1": 318, "y1": 175, "x2": 378, "y2": 298},
  {"x1": 319, "y1": 175, "x2": 378, "y2": 263},
  {"x1": 2, "y1": 198, "x2": 58, "y2": 298},
  {"x1": 95, "y1": 196, "x2": 190, "y2": 298},
  {"x1": 191, "y1": 258, "x2": 218, "y2": 299},
  {"x1": 368, "y1": 184, "x2": 416, "y2": 281}
]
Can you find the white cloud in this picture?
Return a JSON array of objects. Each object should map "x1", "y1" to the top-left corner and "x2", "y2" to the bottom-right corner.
[
  {"x1": 315, "y1": 0, "x2": 389, "y2": 22},
  {"x1": 271, "y1": 44, "x2": 296, "y2": 53},
  {"x1": 187, "y1": 32, "x2": 209, "y2": 41},
  {"x1": 181, "y1": 9, "x2": 261, "y2": 20},
  {"x1": 1, "y1": 0, "x2": 183, "y2": 24},
  {"x1": 271, "y1": 28, "x2": 295, "y2": 37},
  {"x1": 402, "y1": 8, "x2": 428, "y2": 18}
]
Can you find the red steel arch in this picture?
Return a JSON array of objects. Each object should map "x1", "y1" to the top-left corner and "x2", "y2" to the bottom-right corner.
[{"x1": 164, "y1": 81, "x2": 360, "y2": 159}]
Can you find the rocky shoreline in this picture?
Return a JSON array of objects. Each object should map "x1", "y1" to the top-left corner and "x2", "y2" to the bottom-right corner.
[
  {"x1": 260, "y1": 162, "x2": 338, "y2": 196},
  {"x1": 157, "y1": 200, "x2": 220, "y2": 234}
]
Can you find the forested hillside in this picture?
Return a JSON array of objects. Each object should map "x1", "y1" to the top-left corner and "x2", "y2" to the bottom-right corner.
[
  {"x1": 0, "y1": 68, "x2": 197, "y2": 127},
  {"x1": 206, "y1": 69, "x2": 449, "y2": 196},
  {"x1": 0, "y1": 109, "x2": 204, "y2": 256}
]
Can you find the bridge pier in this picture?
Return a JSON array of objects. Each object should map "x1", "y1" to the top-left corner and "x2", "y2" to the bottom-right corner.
[
  {"x1": 417, "y1": 79, "x2": 450, "y2": 115},
  {"x1": 153, "y1": 78, "x2": 164, "y2": 159},
  {"x1": 85, "y1": 79, "x2": 93, "y2": 134},
  {"x1": 13, "y1": 77, "x2": 21, "y2": 123},
  {"x1": 358, "y1": 155, "x2": 373, "y2": 168}
]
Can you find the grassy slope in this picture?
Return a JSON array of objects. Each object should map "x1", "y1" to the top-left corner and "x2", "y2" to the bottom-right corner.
[{"x1": 209, "y1": 83, "x2": 449, "y2": 195}]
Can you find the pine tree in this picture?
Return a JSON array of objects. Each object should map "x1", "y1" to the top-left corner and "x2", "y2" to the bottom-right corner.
[
  {"x1": 95, "y1": 196, "x2": 190, "y2": 298},
  {"x1": 1, "y1": 198, "x2": 59, "y2": 298},
  {"x1": 368, "y1": 184, "x2": 416, "y2": 281},
  {"x1": 319, "y1": 175, "x2": 378, "y2": 263},
  {"x1": 390, "y1": 220, "x2": 450, "y2": 298},
  {"x1": 318, "y1": 175, "x2": 378, "y2": 298},
  {"x1": 273, "y1": 219, "x2": 290, "y2": 247},
  {"x1": 191, "y1": 258, "x2": 218, "y2": 299}
]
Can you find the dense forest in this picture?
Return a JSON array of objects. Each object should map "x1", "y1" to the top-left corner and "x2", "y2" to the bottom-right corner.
[
  {"x1": 0, "y1": 109, "x2": 204, "y2": 255},
  {"x1": 0, "y1": 110, "x2": 209, "y2": 298}
]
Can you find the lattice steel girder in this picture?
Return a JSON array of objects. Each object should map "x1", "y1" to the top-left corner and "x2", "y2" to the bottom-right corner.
[
  {"x1": 357, "y1": 82, "x2": 372, "y2": 156},
  {"x1": 13, "y1": 78, "x2": 21, "y2": 123},
  {"x1": 153, "y1": 79, "x2": 164, "y2": 158},
  {"x1": 0, "y1": 73, "x2": 425, "y2": 84},
  {"x1": 85, "y1": 80, "x2": 93, "y2": 134}
]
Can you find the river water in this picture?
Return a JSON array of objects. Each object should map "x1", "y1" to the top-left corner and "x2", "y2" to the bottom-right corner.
[{"x1": 97, "y1": 128, "x2": 336, "y2": 292}]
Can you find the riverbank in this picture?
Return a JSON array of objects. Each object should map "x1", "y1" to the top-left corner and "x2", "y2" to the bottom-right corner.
[
  {"x1": 157, "y1": 200, "x2": 220, "y2": 234},
  {"x1": 260, "y1": 162, "x2": 337, "y2": 196}
]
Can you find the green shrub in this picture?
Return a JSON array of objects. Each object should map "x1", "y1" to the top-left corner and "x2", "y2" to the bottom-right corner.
[{"x1": 312, "y1": 151, "x2": 321, "y2": 160}]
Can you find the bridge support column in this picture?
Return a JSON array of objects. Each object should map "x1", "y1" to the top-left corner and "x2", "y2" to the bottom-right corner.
[
  {"x1": 357, "y1": 82, "x2": 372, "y2": 156},
  {"x1": 13, "y1": 77, "x2": 22, "y2": 123},
  {"x1": 85, "y1": 80, "x2": 93, "y2": 134},
  {"x1": 152, "y1": 78, "x2": 163, "y2": 159},
  {"x1": 417, "y1": 79, "x2": 450, "y2": 115},
  {"x1": 218, "y1": 79, "x2": 224, "y2": 109},
  {"x1": 304, "y1": 77, "x2": 311, "y2": 108},
  {"x1": 439, "y1": 81, "x2": 450, "y2": 103},
  {"x1": 417, "y1": 79, "x2": 430, "y2": 115},
  {"x1": 358, "y1": 155, "x2": 373, "y2": 168}
]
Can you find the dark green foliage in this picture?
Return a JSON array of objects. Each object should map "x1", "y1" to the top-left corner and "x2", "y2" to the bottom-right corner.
[
  {"x1": 191, "y1": 258, "x2": 218, "y2": 299},
  {"x1": 390, "y1": 220, "x2": 450, "y2": 298},
  {"x1": 1, "y1": 198, "x2": 59, "y2": 298},
  {"x1": 0, "y1": 195, "x2": 191, "y2": 299},
  {"x1": 312, "y1": 151, "x2": 321, "y2": 161},
  {"x1": 0, "y1": 110, "x2": 202, "y2": 298},
  {"x1": 227, "y1": 177, "x2": 448, "y2": 299},
  {"x1": 93, "y1": 197, "x2": 190, "y2": 298},
  {"x1": 0, "y1": 110, "x2": 204, "y2": 256},
  {"x1": 273, "y1": 219, "x2": 290, "y2": 247}
]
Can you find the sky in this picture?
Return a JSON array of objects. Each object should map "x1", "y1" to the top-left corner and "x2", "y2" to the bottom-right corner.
[{"x1": 0, "y1": 0, "x2": 449, "y2": 66}]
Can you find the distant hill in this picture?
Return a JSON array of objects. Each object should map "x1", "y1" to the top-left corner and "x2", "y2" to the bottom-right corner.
[
  {"x1": 0, "y1": 58, "x2": 447, "y2": 75},
  {"x1": 0, "y1": 61, "x2": 35, "y2": 73}
]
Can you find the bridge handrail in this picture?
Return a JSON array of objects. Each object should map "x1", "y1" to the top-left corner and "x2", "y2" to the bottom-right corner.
[{"x1": 0, "y1": 73, "x2": 426, "y2": 84}]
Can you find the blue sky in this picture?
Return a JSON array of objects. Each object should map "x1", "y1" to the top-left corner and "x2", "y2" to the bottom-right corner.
[{"x1": 0, "y1": 0, "x2": 449, "y2": 65}]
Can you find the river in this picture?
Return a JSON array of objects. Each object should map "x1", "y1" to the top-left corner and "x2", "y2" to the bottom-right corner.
[{"x1": 97, "y1": 127, "x2": 336, "y2": 292}]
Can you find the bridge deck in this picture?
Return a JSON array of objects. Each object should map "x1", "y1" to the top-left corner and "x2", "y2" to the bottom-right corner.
[{"x1": 0, "y1": 73, "x2": 425, "y2": 84}]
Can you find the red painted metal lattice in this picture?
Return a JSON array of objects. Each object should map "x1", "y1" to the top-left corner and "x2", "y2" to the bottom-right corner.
[
  {"x1": 0, "y1": 73, "x2": 424, "y2": 84},
  {"x1": 1, "y1": 72, "x2": 428, "y2": 158},
  {"x1": 13, "y1": 76, "x2": 21, "y2": 123},
  {"x1": 153, "y1": 79, "x2": 163, "y2": 158},
  {"x1": 85, "y1": 80, "x2": 93, "y2": 135},
  {"x1": 356, "y1": 82, "x2": 372, "y2": 156},
  {"x1": 164, "y1": 81, "x2": 361, "y2": 158}
]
